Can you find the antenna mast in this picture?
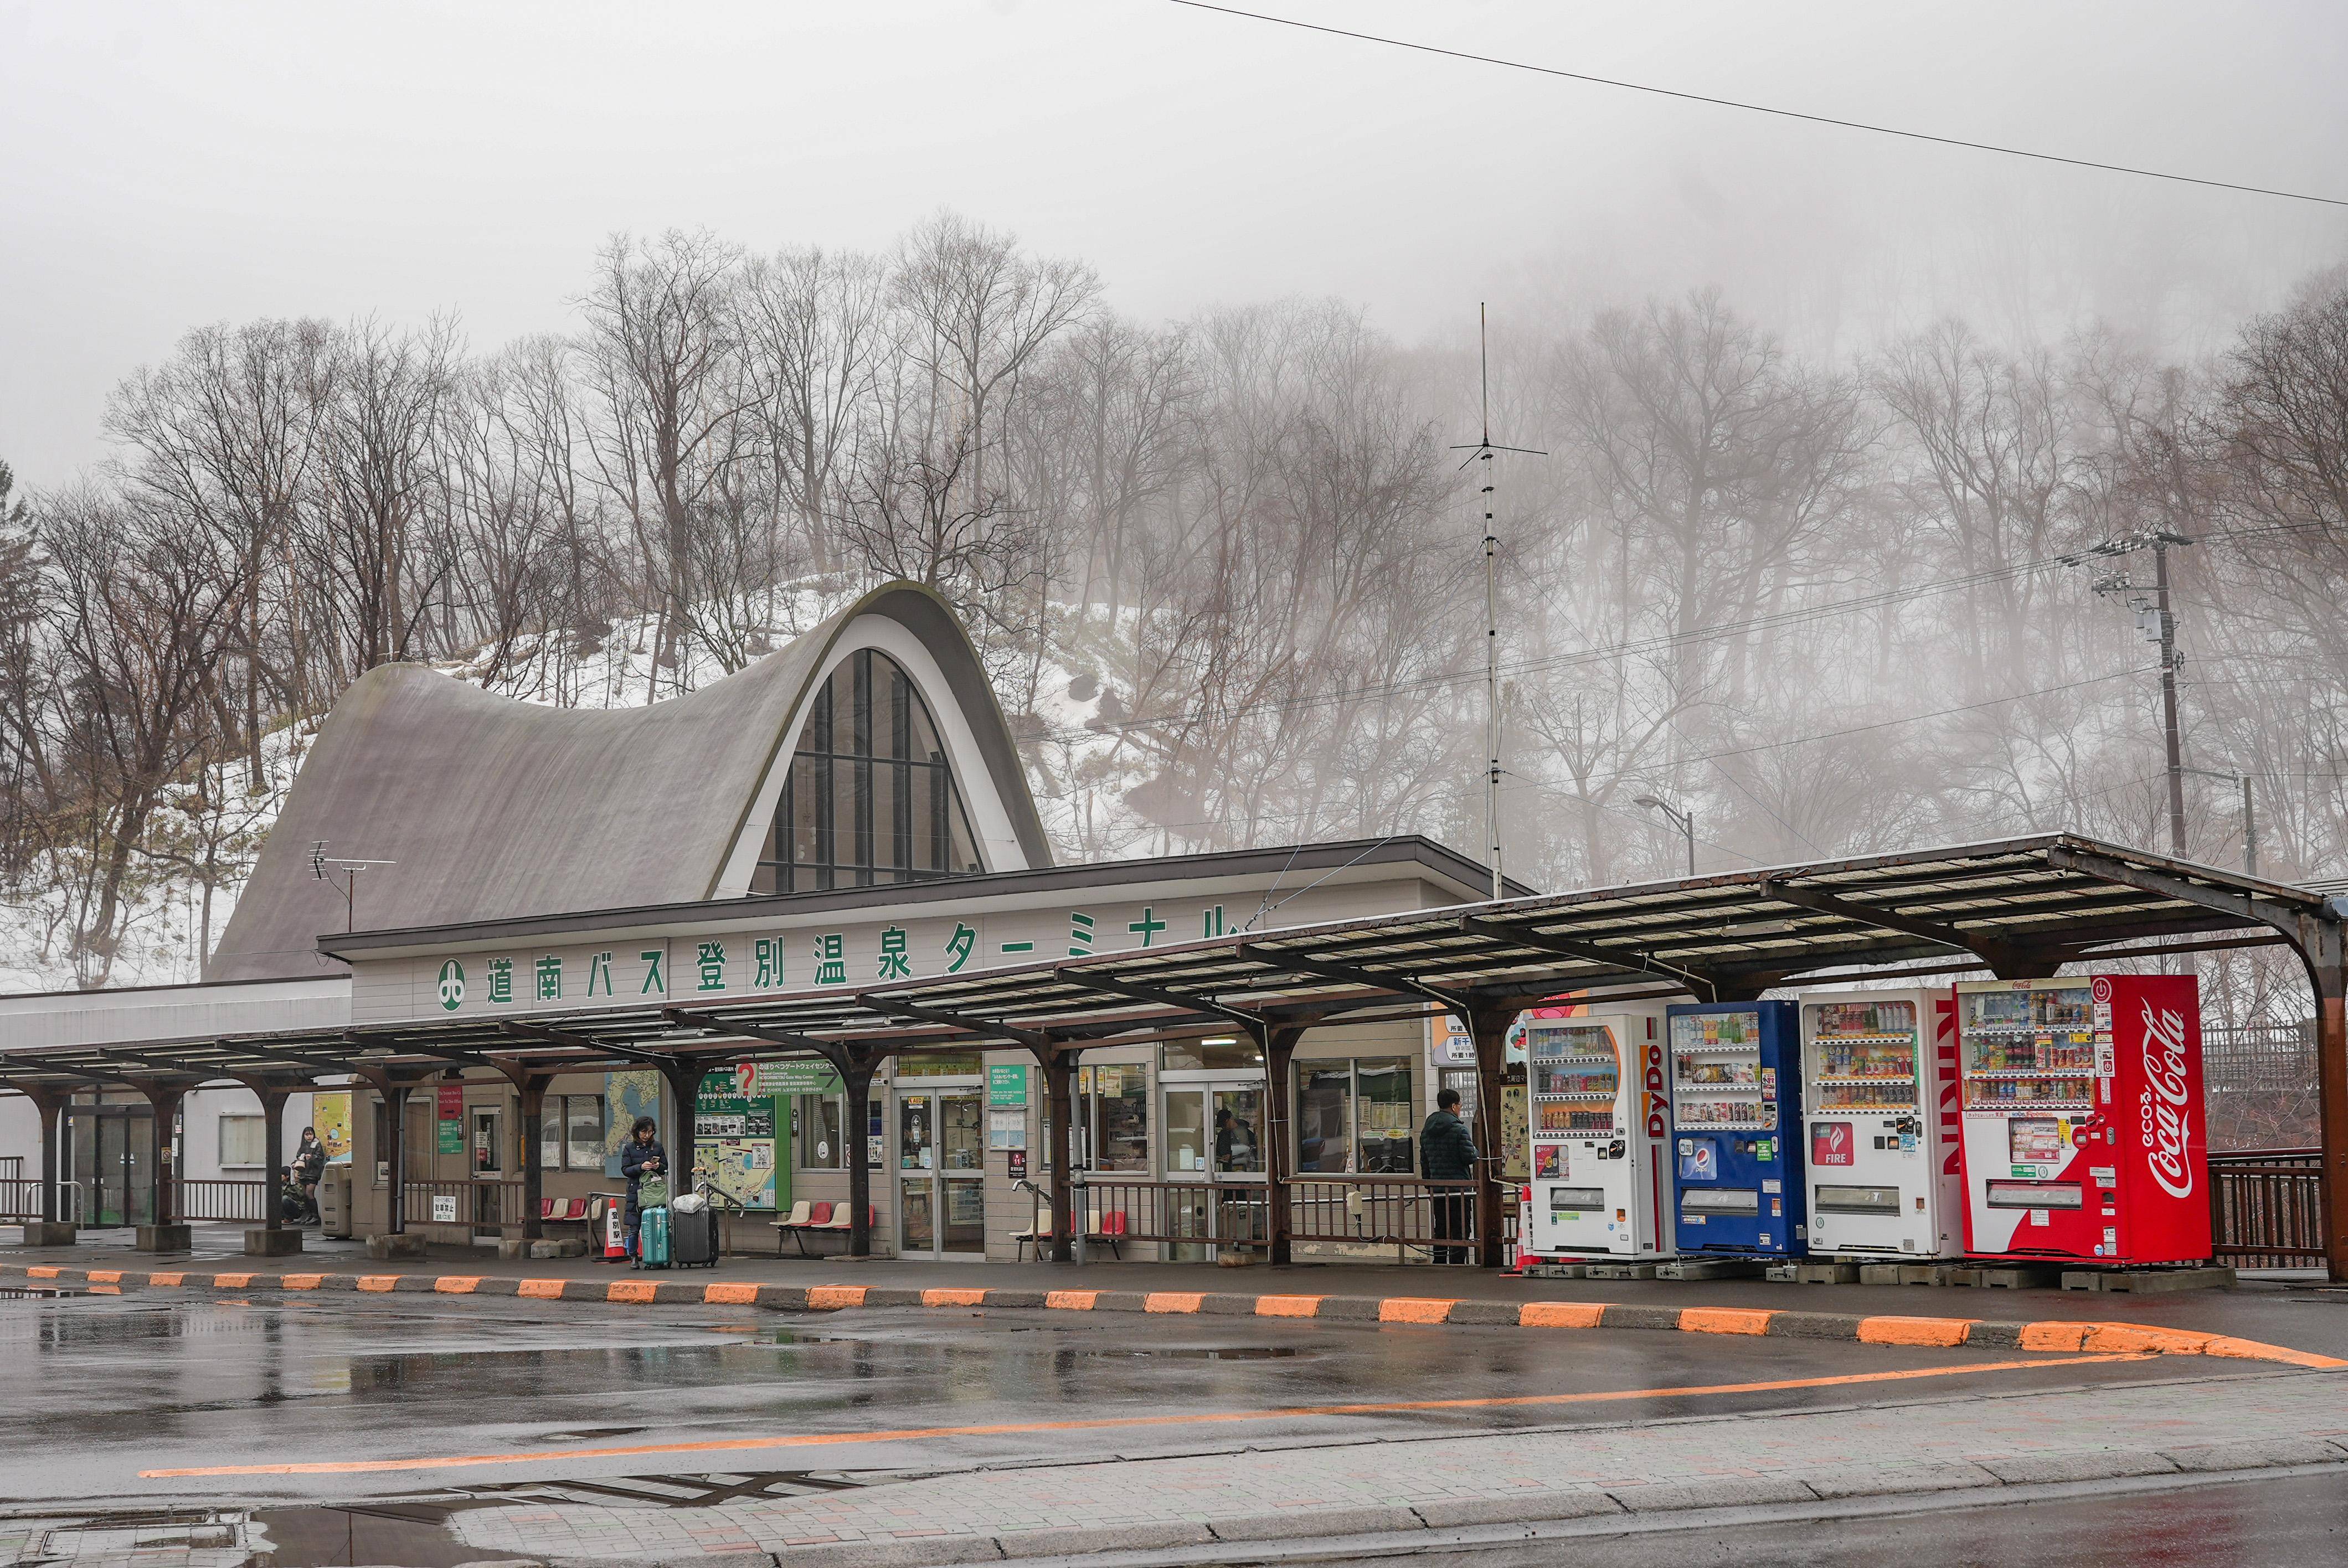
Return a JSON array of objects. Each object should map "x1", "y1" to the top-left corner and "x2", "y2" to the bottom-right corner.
[{"x1": 1451, "y1": 304, "x2": 1545, "y2": 902}]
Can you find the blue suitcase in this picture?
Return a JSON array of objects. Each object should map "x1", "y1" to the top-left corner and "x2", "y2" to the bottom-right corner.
[{"x1": 635, "y1": 1205, "x2": 672, "y2": 1268}]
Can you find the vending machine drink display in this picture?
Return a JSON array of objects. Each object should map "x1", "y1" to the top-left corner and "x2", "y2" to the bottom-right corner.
[
  {"x1": 1667, "y1": 1000, "x2": 1806, "y2": 1256},
  {"x1": 1955, "y1": 974, "x2": 2210, "y2": 1264},
  {"x1": 1521, "y1": 1003, "x2": 1678, "y2": 1261},
  {"x1": 1799, "y1": 988, "x2": 1965, "y2": 1260}
]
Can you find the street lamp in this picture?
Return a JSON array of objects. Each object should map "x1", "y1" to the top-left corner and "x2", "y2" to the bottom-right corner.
[{"x1": 1634, "y1": 795, "x2": 1696, "y2": 878}]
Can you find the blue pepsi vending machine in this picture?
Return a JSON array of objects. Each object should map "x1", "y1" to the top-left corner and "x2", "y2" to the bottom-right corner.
[{"x1": 1666, "y1": 1000, "x2": 1807, "y2": 1256}]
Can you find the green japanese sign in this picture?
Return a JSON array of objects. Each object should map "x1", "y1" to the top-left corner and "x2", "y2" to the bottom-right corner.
[
  {"x1": 988, "y1": 1064, "x2": 1028, "y2": 1107},
  {"x1": 436, "y1": 1118, "x2": 462, "y2": 1155},
  {"x1": 757, "y1": 1060, "x2": 845, "y2": 1096}
]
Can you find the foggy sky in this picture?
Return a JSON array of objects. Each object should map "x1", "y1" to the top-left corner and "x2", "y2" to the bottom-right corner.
[{"x1": 4, "y1": 0, "x2": 2345, "y2": 488}]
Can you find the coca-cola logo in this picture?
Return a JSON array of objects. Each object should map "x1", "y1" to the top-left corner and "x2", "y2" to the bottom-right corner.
[{"x1": 2138, "y1": 1000, "x2": 2193, "y2": 1199}]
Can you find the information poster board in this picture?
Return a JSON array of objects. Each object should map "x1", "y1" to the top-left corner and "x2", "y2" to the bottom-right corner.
[
  {"x1": 312, "y1": 1091, "x2": 353, "y2": 1166},
  {"x1": 696, "y1": 1069, "x2": 778, "y2": 1210},
  {"x1": 436, "y1": 1083, "x2": 464, "y2": 1157}
]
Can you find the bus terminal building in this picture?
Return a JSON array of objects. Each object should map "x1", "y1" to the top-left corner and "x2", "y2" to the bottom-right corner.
[{"x1": 3, "y1": 582, "x2": 2346, "y2": 1278}]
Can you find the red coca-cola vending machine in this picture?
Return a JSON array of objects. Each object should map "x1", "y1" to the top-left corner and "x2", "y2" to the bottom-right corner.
[{"x1": 1954, "y1": 974, "x2": 2208, "y2": 1265}]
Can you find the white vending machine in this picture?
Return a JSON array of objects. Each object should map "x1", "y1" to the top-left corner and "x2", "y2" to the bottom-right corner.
[
  {"x1": 1522, "y1": 1002, "x2": 1680, "y2": 1261},
  {"x1": 1798, "y1": 987, "x2": 1965, "y2": 1260}
]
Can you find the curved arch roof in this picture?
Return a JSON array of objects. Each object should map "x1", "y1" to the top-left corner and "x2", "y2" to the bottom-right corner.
[{"x1": 208, "y1": 583, "x2": 1051, "y2": 982}]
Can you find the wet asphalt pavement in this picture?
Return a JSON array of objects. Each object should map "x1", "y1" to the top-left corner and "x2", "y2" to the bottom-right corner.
[
  {"x1": 0, "y1": 1286, "x2": 2249, "y2": 1509},
  {"x1": 1420, "y1": 1472, "x2": 2348, "y2": 1567}
]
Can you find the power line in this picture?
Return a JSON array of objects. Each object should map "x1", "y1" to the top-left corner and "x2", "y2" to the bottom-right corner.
[{"x1": 1162, "y1": 1, "x2": 2348, "y2": 209}]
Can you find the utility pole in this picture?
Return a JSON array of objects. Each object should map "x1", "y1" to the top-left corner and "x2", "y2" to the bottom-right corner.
[
  {"x1": 1635, "y1": 795, "x2": 1697, "y2": 877},
  {"x1": 2089, "y1": 530, "x2": 2194, "y2": 858},
  {"x1": 2154, "y1": 537, "x2": 2186, "y2": 858},
  {"x1": 1449, "y1": 304, "x2": 1544, "y2": 903}
]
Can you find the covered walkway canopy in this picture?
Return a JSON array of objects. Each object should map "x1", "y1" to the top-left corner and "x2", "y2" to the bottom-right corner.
[{"x1": 6, "y1": 834, "x2": 2343, "y2": 1276}]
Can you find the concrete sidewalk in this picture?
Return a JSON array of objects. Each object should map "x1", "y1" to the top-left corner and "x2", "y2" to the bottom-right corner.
[
  {"x1": 444, "y1": 1364, "x2": 2348, "y2": 1566},
  {"x1": 11, "y1": 1221, "x2": 2347, "y2": 1358}
]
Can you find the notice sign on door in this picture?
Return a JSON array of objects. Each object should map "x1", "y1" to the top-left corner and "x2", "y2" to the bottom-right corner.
[{"x1": 1811, "y1": 1122, "x2": 1855, "y2": 1167}]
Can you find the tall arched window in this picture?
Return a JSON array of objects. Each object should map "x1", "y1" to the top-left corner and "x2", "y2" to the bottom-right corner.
[{"x1": 752, "y1": 649, "x2": 985, "y2": 894}]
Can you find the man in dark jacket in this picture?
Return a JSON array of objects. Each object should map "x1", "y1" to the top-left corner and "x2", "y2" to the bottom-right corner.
[
  {"x1": 620, "y1": 1116, "x2": 667, "y2": 1256},
  {"x1": 1420, "y1": 1088, "x2": 1479, "y2": 1263}
]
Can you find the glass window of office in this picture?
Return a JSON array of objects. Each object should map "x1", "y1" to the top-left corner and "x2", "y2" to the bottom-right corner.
[
  {"x1": 795, "y1": 1094, "x2": 883, "y2": 1170},
  {"x1": 537, "y1": 1095, "x2": 607, "y2": 1172},
  {"x1": 1294, "y1": 1056, "x2": 1415, "y2": 1174},
  {"x1": 751, "y1": 649, "x2": 985, "y2": 894},
  {"x1": 1161, "y1": 1038, "x2": 1265, "y2": 1074}
]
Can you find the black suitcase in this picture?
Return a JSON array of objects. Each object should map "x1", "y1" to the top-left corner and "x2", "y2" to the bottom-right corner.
[{"x1": 671, "y1": 1203, "x2": 720, "y2": 1268}]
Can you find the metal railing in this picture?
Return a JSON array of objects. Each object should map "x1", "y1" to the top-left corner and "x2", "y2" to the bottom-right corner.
[
  {"x1": 177, "y1": 1179, "x2": 272, "y2": 1223},
  {"x1": 2209, "y1": 1147, "x2": 2325, "y2": 1267},
  {"x1": 1066, "y1": 1177, "x2": 1271, "y2": 1256},
  {"x1": 1286, "y1": 1175, "x2": 1481, "y2": 1263},
  {"x1": 403, "y1": 1179, "x2": 527, "y2": 1229},
  {"x1": 2, "y1": 1178, "x2": 86, "y2": 1223}
]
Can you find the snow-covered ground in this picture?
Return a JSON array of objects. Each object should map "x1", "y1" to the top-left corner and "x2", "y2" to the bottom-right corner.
[{"x1": 0, "y1": 584, "x2": 1166, "y2": 995}]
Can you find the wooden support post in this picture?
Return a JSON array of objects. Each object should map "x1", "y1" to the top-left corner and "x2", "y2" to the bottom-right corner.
[
  {"x1": 841, "y1": 1053, "x2": 879, "y2": 1258},
  {"x1": 386, "y1": 1085, "x2": 409, "y2": 1234},
  {"x1": 518, "y1": 1077, "x2": 547, "y2": 1241},
  {"x1": 259, "y1": 1085, "x2": 289, "y2": 1232},
  {"x1": 1264, "y1": 1024, "x2": 1304, "y2": 1265},
  {"x1": 658, "y1": 1061, "x2": 716, "y2": 1203},
  {"x1": 1038, "y1": 1044, "x2": 1075, "y2": 1263},
  {"x1": 1469, "y1": 1005, "x2": 1515, "y2": 1269},
  {"x1": 2306, "y1": 916, "x2": 2348, "y2": 1284},
  {"x1": 29, "y1": 1091, "x2": 68, "y2": 1227},
  {"x1": 141, "y1": 1085, "x2": 185, "y2": 1228}
]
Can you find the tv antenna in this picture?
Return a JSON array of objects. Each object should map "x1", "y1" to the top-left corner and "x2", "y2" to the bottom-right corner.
[
  {"x1": 1448, "y1": 303, "x2": 1546, "y2": 902},
  {"x1": 311, "y1": 841, "x2": 395, "y2": 932}
]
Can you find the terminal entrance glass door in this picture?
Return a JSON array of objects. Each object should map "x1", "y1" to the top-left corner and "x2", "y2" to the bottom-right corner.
[
  {"x1": 70, "y1": 1102, "x2": 153, "y2": 1227},
  {"x1": 897, "y1": 1089, "x2": 984, "y2": 1258},
  {"x1": 1162, "y1": 1081, "x2": 1265, "y2": 1258}
]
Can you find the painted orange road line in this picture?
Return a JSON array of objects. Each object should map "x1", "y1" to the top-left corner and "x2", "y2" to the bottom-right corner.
[
  {"x1": 1145, "y1": 1291, "x2": 1204, "y2": 1314},
  {"x1": 807, "y1": 1285, "x2": 866, "y2": 1310},
  {"x1": 354, "y1": 1276, "x2": 399, "y2": 1293},
  {"x1": 516, "y1": 1279, "x2": 565, "y2": 1300},
  {"x1": 281, "y1": 1275, "x2": 325, "y2": 1291},
  {"x1": 1045, "y1": 1290, "x2": 1098, "y2": 1311},
  {"x1": 606, "y1": 1281, "x2": 655, "y2": 1304},
  {"x1": 26, "y1": 1267, "x2": 59, "y2": 1279},
  {"x1": 434, "y1": 1277, "x2": 481, "y2": 1295},
  {"x1": 85, "y1": 1270, "x2": 121, "y2": 1284},
  {"x1": 704, "y1": 1282, "x2": 760, "y2": 1306},
  {"x1": 1681, "y1": 1308, "x2": 1772, "y2": 1337},
  {"x1": 210, "y1": 1273, "x2": 254, "y2": 1289},
  {"x1": 1255, "y1": 1295, "x2": 1324, "y2": 1318},
  {"x1": 137, "y1": 1353, "x2": 2145, "y2": 1478}
]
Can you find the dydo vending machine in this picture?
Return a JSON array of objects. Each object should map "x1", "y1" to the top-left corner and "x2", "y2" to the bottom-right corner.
[
  {"x1": 1799, "y1": 988, "x2": 1965, "y2": 1260},
  {"x1": 1955, "y1": 974, "x2": 2210, "y2": 1264},
  {"x1": 1521, "y1": 1003, "x2": 1678, "y2": 1261},
  {"x1": 1667, "y1": 1000, "x2": 1806, "y2": 1256}
]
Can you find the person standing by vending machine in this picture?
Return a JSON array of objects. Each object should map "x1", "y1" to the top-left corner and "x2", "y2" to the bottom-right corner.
[{"x1": 1420, "y1": 1088, "x2": 1479, "y2": 1263}]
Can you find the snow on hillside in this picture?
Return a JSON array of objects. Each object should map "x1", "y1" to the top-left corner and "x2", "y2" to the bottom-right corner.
[{"x1": 0, "y1": 586, "x2": 1163, "y2": 996}]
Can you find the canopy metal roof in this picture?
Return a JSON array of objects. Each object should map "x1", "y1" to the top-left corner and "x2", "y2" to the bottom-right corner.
[{"x1": 2, "y1": 834, "x2": 2328, "y2": 1096}]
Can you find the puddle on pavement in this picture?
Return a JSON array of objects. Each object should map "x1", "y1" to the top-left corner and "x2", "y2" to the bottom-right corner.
[
  {"x1": 0, "y1": 1286, "x2": 86, "y2": 1299},
  {"x1": 23, "y1": 1472, "x2": 868, "y2": 1568},
  {"x1": 1078, "y1": 1344, "x2": 1305, "y2": 1360}
]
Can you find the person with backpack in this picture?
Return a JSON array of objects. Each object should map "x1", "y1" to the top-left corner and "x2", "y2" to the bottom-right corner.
[
  {"x1": 1420, "y1": 1088, "x2": 1479, "y2": 1263},
  {"x1": 620, "y1": 1116, "x2": 668, "y2": 1258}
]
